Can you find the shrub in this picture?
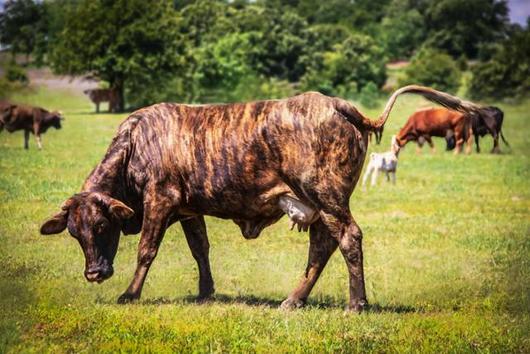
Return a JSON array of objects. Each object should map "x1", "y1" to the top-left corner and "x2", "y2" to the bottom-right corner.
[
  {"x1": 5, "y1": 64, "x2": 29, "y2": 85},
  {"x1": 358, "y1": 82, "x2": 380, "y2": 109},
  {"x1": 399, "y1": 48, "x2": 461, "y2": 93},
  {"x1": 469, "y1": 27, "x2": 530, "y2": 100}
]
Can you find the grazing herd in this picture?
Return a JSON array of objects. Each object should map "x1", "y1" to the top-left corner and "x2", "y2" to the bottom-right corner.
[{"x1": 1, "y1": 85, "x2": 509, "y2": 312}]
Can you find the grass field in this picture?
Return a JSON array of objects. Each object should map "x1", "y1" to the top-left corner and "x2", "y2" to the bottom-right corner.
[{"x1": 0, "y1": 84, "x2": 529, "y2": 353}]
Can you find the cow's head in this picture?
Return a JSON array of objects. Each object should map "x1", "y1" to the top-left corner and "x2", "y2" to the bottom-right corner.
[
  {"x1": 40, "y1": 192, "x2": 134, "y2": 283},
  {"x1": 45, "y1": 111, "x2": 64, "y2": 129},
  {"x1": 1, "y1": 104, "x2": 15, "y2": 121}
]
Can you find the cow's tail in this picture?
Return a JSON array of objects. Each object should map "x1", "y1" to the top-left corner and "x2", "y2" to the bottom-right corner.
[{"x1": 334, "y1": 85, "x2": 482, "y2": 131}]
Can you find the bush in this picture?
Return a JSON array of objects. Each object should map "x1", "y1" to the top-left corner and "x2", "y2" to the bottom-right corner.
[
  {"x1": 5, "y1": 64, "x2": 29, "y2": 85},
  {"x1": 300, "y1": 33, "x2": 386, "y2": 97},
  {"x1": 469, "y1": 27, "x2": 530, "y2": 100},
  {"x1": 399, "y1": 48, "x2": 461, "y2": 93},
  {"x1": 358, "y1": 82, "x2": 380, "y2": 109}
]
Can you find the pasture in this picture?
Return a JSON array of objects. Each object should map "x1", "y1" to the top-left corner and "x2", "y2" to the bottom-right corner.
[{"x1": 0, "y1": 85, "x2": 529, "y2": 352}]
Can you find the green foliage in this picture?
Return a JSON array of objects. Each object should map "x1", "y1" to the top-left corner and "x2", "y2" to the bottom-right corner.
[
  {"x1": 358, "y1": 81, "x2": 380, "y2": 109},
  {"x1": 379, "y1": 0, "x2": 425, "y2": 60},
  {"x1": 49, "y1": 0, "x2": 182, "y2": 110},
  {"x1": 424, "y1": 0, "x2": 509, "y2": 58},
  {"x1": 301, "y1": 34, "x2": 386, "y2": 96},
  {"x1": 400, "y1": 48, "x2": 462, "y2": 93},
  {"x1": 1, "y1": 86, "x2": 529, "y2": 352},
  {"x1": 5, "y1": 63, "x2": 29, "y2": 85},
  {"x1": 469, "y1": 26, "x2": 530, "y2": 100},
  {"x1": 0, "y1": 0, "x2": 45, "y2": 60}
]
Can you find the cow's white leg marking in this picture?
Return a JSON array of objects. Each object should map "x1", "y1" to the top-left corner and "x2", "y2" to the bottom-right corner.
[{"x1": 278, "y1": 195, "x2": 319, "y2": 232}]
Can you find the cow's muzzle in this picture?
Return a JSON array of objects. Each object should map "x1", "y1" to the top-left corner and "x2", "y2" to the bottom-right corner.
[{"x1": 84, "y1": 264, "x2": 114, "y2": 283}]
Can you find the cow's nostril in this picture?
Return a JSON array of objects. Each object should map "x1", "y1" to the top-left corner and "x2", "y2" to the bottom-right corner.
[{"x1": 85, "y1": 270, "x2": 100, "y2": 282}]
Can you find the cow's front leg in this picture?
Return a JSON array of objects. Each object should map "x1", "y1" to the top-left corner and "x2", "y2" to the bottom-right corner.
[
  {"x1": 475, "y1": 134, "x2": 481, "y2": 153},
  {"x1": 117, "y1": 203, "x2": 171, "y2": 304},
  {"x1": 24, "y1": 130, "x2": 30, "y2": 149},
  {"x1": 35, "y1": 134, "x2": 42, "y2": 150},
  {"x1": 281, "y1": 219, "x2": 338, "y2": 309},
  {"x1": 181, "y1": 216, "x2": 214, "y2": 300}
]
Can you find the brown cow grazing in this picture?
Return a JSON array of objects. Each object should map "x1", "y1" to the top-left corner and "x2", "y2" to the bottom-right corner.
[
  {"x1": 0, "y1": 103, "x2": 63, "y2": 149},
  {"x1": 40, "y1": 85, "x2": 478, "y2": 312},
  {"x1": 83, "y1": 88, "x2": 118, "y2": 113},
  {"x1": 393, "y1": 107, "x2": 473, "y2": 154}
]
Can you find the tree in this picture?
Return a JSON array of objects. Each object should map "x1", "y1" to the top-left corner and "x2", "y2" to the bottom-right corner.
[
  {"x1": 301, "y1": 33, "x2": 386, "y2": 96},
  {"x1": 49, "y1": 0, "x2": 182, "y2": 111},
  {"x1": 469, "y1": 25, "x2": 530, "y2": 99},
  {"x1": 379, "y1": 0, "x2": 425, "y2": 60},
  {"x1": 399, "y1": 47, "x2": 461, "y2": 93},
  {"x1": 0, "y1": 0, "x2": 45, "y2": 62},
  {"x1": 424, "y1": 0, "x2": 509, "y2": 58}
]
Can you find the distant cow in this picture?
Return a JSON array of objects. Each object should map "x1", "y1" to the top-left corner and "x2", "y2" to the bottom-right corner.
[
  {"x1": 40, "y1": 85, "x2": 479, "y2": 312},
  {"x1": 83, "y1": 88, "x2": 118, "y2": 113},
  {"x1": 393, "y1": 107, "x2": 473, "y2": 154},
  {"x1": 445, "y1": 106, "x2": 509, "y2": 153},
  {"x1": 0, "y1": 103, "x2": 63, "y2": 149}
]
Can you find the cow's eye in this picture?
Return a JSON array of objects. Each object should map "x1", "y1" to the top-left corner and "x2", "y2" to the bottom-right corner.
[{"x1": 93, "y1": 219, "x2": 109, "y2": 235}]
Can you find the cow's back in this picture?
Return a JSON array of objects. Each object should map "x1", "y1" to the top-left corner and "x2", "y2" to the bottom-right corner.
[{"x1": 405, "y1": 108, "x2": 464, "y2": 136}]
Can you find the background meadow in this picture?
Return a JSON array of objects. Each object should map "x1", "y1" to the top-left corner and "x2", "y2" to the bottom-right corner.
[{"x1": 0, "y1": 84, "x2": 528, "y2": 352}]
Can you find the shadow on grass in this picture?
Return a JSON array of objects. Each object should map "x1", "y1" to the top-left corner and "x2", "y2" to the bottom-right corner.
[{"x1": 98, "y1": 293, "x2": 419, "y2": 313}]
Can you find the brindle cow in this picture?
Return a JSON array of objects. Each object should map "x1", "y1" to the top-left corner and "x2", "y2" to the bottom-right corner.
[
  {"x1": 40, "y1": 85, "x2": 479, "y2": 312},
  {"x1": 0, "y1": 103, "x2": 63, "y2": 149}
]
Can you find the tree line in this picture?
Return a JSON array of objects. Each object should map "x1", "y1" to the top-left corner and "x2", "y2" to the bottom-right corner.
[{"x1": 1, "y1": 0, "x2": 528, "y2": 111}]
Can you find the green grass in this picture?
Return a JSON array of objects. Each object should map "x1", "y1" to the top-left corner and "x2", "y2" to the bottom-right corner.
[{"x1": 1, "y1": 85, "x2": 529, "y2": 353}]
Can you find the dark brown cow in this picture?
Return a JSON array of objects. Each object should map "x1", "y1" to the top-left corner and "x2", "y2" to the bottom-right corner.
[
  {"x1": 0, "y1": 103, "x2": 63, "y2": 149},
  {"x1": 393, "y1": 107, "x2": 473, "y2": 154},
  {"x1": 83, "y1": 88, "x2": 118, "y2": 113},
  {"x1": 40, "y1": 85, "x2": 478, "y2": 312},
  {"x1": 445, "y1": 106, "x2": 510, "y2": 153}
]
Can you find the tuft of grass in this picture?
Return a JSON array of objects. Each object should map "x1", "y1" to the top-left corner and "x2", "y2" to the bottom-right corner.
[{"x1": 0, "y1": 86, "x2": 529, "y2": 352}]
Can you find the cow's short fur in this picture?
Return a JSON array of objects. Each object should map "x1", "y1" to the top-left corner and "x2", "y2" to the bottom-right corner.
[
  {"x1": 40, "y1": 85, "x2": 481, "y2": 312},
  {"x1": 0, "y1": 103, "x2": 63, "y2": 149},
  {"x1": 395, "y1": 107, "x2": 473, "y2": 154},
  {"x1": 84, "y1": 88, "x2": 118, "y2": 113},
  {"x1": 445, "y1": 106, "x2": 509, "y2": 153},
  {"x1": 362, "y1": 136, "x2": 399, "y2": 188}
]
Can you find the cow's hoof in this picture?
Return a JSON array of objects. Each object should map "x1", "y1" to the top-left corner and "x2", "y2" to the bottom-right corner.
[
  {"x1": 196, "y1": 293, "x2": 214, "y2": 304},
  {"x1": 345, "y1": 300, "x2": 368, "y2": 313},
  {"x1": 117, "y1": 293, "x2": 139, "y2": 304},
  {"x1": 280, "y1": 298, "x2": 305, "y2": 310}
]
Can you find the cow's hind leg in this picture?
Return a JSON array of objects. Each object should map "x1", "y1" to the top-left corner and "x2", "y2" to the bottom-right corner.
[
  {"x1": 323, "y1": 212, "x2": 367, "y2": 312},
  {"x1": 118, "y1": 197, "x2": 173, "y2": 304},
  {"x1": 181, "y1": 216, "x2": 215, "y2": 300},
  {"x1": 281, "y1": 219, "x2": 338, "y2": 309}
]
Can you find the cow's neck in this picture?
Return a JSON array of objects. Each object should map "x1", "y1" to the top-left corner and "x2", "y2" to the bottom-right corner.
[{"x1": 82, "y1": 146, "x2": 128, "y2": 202}]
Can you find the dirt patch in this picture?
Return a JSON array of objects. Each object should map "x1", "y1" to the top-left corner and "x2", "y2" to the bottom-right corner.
[{"x1": 26, "y1": 67, "x2": 99, "y2": 95}]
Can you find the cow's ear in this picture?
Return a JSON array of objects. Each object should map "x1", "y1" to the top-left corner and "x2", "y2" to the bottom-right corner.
[
  {"x1": 40, "y1": 199, "x2": 73, "y2": 235},
  {"x1": 107, "y1": 198, "x2": 134, "y2": 220},
  {"x1": 40, "y1": 213, "x2": 68, "y2": 235}
]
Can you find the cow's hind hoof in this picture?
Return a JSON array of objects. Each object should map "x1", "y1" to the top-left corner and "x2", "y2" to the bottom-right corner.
[
  {"x1": 345, "y1": 300, "x2": 368, "y2": 313},
  {"x1": 117, "y1": 293, "x2": 139, "y2": 304},
  {"x1": 280, "y1": 298, "x2": 305, "y2": 310}
]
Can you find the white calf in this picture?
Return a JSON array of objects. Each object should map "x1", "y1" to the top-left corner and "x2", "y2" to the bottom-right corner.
[{"x1": 362, "y1": 135, "x2": 399, "y2": 188}]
